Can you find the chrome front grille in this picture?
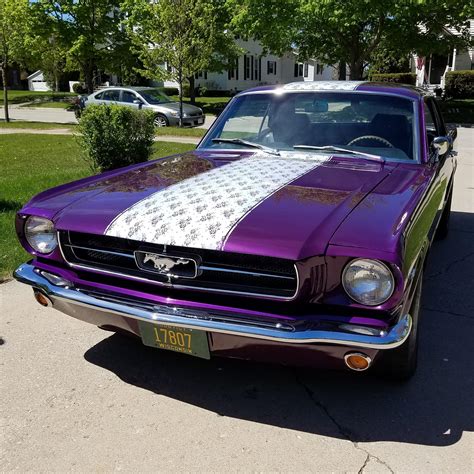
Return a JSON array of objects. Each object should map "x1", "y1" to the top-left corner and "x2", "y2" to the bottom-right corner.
[{"x1": 58, "y1": 231, "x2": 299, "y2": 299}]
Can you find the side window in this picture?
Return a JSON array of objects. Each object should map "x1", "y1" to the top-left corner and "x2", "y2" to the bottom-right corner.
[
  {"x1": 102, "y1": 90, "x2": 120, "y2": 101},
  {"x1": 94, "y1": 92, "x2": 104, "y2": 100},
  {"x1": 424, "y1": 101, "x2": 438, "y2": 147},
  {"x1": 430, "y1": 98, "x2": 446, "y2": 136},
  {"x1": 122, "y1": 91, "x2": 137, "y2": 103}
]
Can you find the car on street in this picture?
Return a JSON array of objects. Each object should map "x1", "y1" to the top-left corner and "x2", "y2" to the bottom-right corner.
[
  {"x1": 14, "y1": 81, "x2": 457, "y2": 379},
  {"x1": 83, "y1": 86, "x2": 205, "y2": 127}
]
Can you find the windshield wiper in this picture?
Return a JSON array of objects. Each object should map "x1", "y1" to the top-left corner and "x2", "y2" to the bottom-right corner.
[
  {"x1": 293, "y1": 145, "x2": 384, "y2": 163},
  {"x1": 212, "y1": 138, "x2": 280, "y2": 156}
]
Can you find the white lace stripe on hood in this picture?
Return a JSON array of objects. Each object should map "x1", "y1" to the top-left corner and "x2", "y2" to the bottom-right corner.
[{"x1": 105, "y1": 152, "x2": 330, "y2": 250}]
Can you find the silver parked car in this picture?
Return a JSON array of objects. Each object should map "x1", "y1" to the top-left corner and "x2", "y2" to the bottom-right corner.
[{"x1": 85, "y1": 87, "x2": 205, "y2": 127}]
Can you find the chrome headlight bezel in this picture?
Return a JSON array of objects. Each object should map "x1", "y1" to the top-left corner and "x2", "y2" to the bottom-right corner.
[
  {"x1": 24, "y1": 216, "x2": 58, "y2": 254},
  {"x1": 342, "y1": 258, "x2": 395, "y2": 306}
]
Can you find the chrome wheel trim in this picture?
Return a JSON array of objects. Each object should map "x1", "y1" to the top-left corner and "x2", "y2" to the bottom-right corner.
[{"x1": 154, "y1": 115, "x2": 168, "y2": 127}]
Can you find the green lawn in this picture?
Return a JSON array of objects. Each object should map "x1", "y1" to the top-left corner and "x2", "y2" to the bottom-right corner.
[
  {"x1": 0, "y1": 120, "x2": 75, "y2": 129},
  {"x1": 170, "y1": 95, "x2": 230, "y2": 116},
  {"x1": 155, "y1": 126, "x2": 205, "y2": 137},
  {"x1": 22, "y1": 101, "x2": 72, "y2": 109},
  {"x1": 0, "y1": 134, "x2": 195, "y2": 280},
  {"x1": 0, "y1": 90, "x2": 75, "y2": 105}
]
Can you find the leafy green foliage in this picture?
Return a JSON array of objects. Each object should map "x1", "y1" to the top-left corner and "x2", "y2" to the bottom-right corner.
[
  {"x1": 123, "y1": 0, "x2": 240, "y2": 125},
  {"x1": 33, "y1": 0, "x2": 129, "y2": 93},
  {"x1": 229, "y1": 0, "x2": 473, "y2": 80},
  {"x1": 370, "y1": 73, "x2": 416, "y2": 85},
  {"x1": 0, "y1": 0, "x2": 33, "y2": 121},
  {"x1": 444, "y1": 71, "x2": 474, "y2": 99},
  {"x1": 77, "y1": 104, "x2": 155, "y2": 172}
]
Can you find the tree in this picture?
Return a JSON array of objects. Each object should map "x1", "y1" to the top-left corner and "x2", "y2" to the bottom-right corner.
[
  {"x1": 0, "y1": 0, "x2": 32, "y2": 122},
  {"x1": 36, "y1": 0, "x2": 127, "y2": 93},
  {"x1": 123, "y1": 0, "x2": 240, "y2": 126},
  {"x1": 228, "y1": 0, "x2": 473, "y2": 80}
]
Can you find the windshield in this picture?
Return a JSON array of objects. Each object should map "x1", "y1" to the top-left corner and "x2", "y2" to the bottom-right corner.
[
  {"x1": 200, "y1": 91, "x2": 417, "y2": 161},
  {"x1": 138, "y1": 89, "x2": 172, "y2": 104}
]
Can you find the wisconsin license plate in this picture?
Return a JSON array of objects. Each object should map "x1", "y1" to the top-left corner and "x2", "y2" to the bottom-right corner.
[{"x1": 138, "y1": 322, "x2": 210, "y2": 359}]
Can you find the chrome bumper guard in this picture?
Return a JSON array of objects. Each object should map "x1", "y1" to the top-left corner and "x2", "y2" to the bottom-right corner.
[{"x1": 14, "y1": 263, "x2": 412, "y2": 350}]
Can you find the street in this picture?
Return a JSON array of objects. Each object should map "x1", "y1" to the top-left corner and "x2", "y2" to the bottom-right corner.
[{"x1": 1, "y1": 128, "x2": 473, "y2": 472}]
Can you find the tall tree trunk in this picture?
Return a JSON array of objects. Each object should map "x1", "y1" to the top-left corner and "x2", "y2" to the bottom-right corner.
[
  {"x1": 188, "y1": 75, "x2": 196, "y2": 104},
  {"x1": 178, "y1": 66, "x2": 183, "y2": 127},
  {"x1": 1, "y1": 66, "x2": 9, "y2": 123},
  {"x1": 349, "y1": 60, "x2": 364, "y2": 80},
  {"x1": 84, "y1": 64, "x2": 94, "y2": 94},
  {"x1": 338, "y1": 61, "x2": 346, "y2": 80}
]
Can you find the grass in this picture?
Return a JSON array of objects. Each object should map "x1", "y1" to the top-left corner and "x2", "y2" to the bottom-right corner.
[
  {"x1": 0, "y1": 134, "x2": 195, "y2": 280},
  {"x1": 22, "y1": 101, "x2": 72, "y2": 109},
  {"x1": 155, "y1": 126, "x2": 205, "y2": 137},
  {"x1": 439, "y1": 99, "x2": 474, "y2": 124},
  {"x1": 170, "y1": 95, "x2": 230, "y2": 116},
  {"x1": 0, "y1": 120, "x2": 75, "y2": 129},
  {"x1": 0, "y1": 90, "x2": 75, "y2": 105},
  {"x1": 0, "y1": 120, "x2": 205, "y2": 137}
]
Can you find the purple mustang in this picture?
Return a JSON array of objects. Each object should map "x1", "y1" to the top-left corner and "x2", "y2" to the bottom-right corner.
[{"x1": 14, "y1": 81, "x2": 457, "y2": 379}]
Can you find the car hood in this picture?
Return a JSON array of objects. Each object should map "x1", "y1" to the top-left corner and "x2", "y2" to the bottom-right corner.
[{"x1": 21, "y1": 150, "x2": 398, "y2": 261}]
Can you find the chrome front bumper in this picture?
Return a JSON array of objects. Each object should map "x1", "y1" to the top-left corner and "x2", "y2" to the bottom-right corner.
[{"x1": 14, "y1": 263, "x2": 412, "y2": 350}]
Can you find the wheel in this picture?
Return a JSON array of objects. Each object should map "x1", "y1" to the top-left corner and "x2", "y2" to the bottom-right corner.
[
  {"x1": 154, "y1": 114, "x2": 169, "y2": 128},
  {"x1": 435, "y1": 188, "x2": 452, "y2": 240},
  {"x1": 376, "y1": 272, "x2": 423, "y2": 380}
]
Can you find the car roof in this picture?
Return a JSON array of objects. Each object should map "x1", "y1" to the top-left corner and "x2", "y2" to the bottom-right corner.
[
  {"x1": 238, "y1": 81, "x2": 429, "y2": 100},
  {"x1": 94, "y1": 86, "x2": 162, "y2": 92}
]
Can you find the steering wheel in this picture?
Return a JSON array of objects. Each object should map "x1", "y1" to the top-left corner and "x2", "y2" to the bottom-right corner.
[{"x1": 347, "y1": 135, "x2": 394, "y2": 148}]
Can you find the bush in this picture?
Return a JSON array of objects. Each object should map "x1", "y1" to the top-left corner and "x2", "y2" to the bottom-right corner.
[
  {"x1": 444, "y1": 70, "x2": 474, "y2": 99},
  {"x1": 160, "y1": 87, "x2": 179, "y2": 96},
  {"x1": 201, "y1": 89, "x2": 231, "y2": 97},
  {"x1": 77, "y1": 104, "x2": 155, "y2": 172},
  {"x1": 370, "y1": 73, "x2": 416, "y2": 85},
  {"x1": 181, "y1": 83, "x2": 191, "y2": 97},
  {"x1": 72, "y1": 83, "x2": 87, "y2": 94}
]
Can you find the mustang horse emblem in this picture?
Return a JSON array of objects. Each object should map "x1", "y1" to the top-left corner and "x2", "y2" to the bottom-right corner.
[{"x1": 142, "y1": 254, "x2": 190, "y2": 274}]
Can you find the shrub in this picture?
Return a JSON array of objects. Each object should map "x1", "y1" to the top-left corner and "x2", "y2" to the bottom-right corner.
[
  {"x1": 202, "y1": 89, "x2": 231, "y2": 97},
  {"x1": 72, "y1": 83, "x2": 87, "y2": 94},
  {"x1": 181, "y1": 83, "x2": 191, "y2": 97},
  {"x1": 160, "y1": 87, "x2": 179, "y2": 96},
  {"x1": 444, "y1": 70, "x2": 474, "y2": 99},
  {"x1": 370, "y1": 73, "x2": 416, "y2": 85},
  {"x1": 77, "y1": 104, "x2": 155, "y2": 172}
]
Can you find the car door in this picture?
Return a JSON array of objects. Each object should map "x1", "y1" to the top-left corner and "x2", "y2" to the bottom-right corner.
[
  {"x1": 120, "y1": 90, "x2": 142, "y2": 109},
  {"x1": 101, "y1": 89, "x2": 121, "y2": 105},
  {"x1": 424, "y1": 96, "x2": 454, "y2": 241}
]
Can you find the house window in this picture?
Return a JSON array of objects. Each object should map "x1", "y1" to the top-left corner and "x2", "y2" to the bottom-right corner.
[
  {"x1": 294, "y1": 62, "x2": 304, "y2": 77},
  {"x1": 267, "y1": 60, "x2": 276, "y2": 75},
  {"x1": 304, "y1": 63, "x2": 309, "y2": 78},
  {"x1": 315, "y1": 63, "x2": 324, "y2": 75},
  {"x1": 244, "y1": 55, "x2": 250, "y2": 80},
  {"x1": 254, "y1": 57, "x2": 261, "y2": 81},
  {"x1": 194, "y1": 71, "x2": 207, "y2": 79}
]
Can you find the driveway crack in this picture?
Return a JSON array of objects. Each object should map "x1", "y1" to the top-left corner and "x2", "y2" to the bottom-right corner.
[
  {"x1": 294, "y1": 372, "x2": 394, "y2": 473},
  {"x1": 422, "y1": 306, "x2": 473, "y2": 320},
  {"x1": 426, "y1": 251, "x2": 474, "y2": 281}
]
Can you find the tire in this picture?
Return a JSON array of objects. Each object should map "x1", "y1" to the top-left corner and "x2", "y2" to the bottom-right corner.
[
  {"x1": 153, "y1": 114, "x2": 169, "y2": 128},
  {"x1": 376, "y1": 273, "x2": 423, "y2": 381},
  {"x1": 435, "y1": 188, "x2": 452, "y2": 240}
]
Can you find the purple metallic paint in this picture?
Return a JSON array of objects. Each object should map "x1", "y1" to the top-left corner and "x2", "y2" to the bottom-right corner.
[{"x1": 15, "y1": 84, "x2": 448, "y2": 370}]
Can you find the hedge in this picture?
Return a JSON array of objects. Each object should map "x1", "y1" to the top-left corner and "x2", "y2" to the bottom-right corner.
[
  {"x1": 77, "y1": 104, "x2": 155, "y2": 172},
  {"x1": 444, "y1": 70, "x2": 474, "y2": 99},
  {"x1": 160, "y1": 87, "x2": 179, "y2": 96},
  {"x1": 370, "y1": 73, "x2": 416, "y2": 85}
]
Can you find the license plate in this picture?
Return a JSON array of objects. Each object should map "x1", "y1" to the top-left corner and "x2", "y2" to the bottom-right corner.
[{"x1": 138, "y1": 322, "x2": 210, "y2": 359}]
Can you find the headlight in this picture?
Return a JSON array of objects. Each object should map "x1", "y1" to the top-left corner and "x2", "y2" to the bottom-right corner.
[
  {"x1": 24, "y1": 216, "x2": 58, "y2": 254},
  {"x1": 342, "y1": 259, "x2": 394, "y2": 306}
]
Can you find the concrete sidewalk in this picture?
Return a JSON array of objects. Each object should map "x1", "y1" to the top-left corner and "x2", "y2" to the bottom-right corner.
[{"x1": 1, "y1": 129, "x2": 473, "y2": 472}]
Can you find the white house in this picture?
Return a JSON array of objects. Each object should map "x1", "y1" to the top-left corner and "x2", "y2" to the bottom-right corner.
[
  {"x1": 163, "y1": 39, "x2": 336, "y2": 92},
  {"x1": 27, "y1": 70, "x2": 51, "y2": 91},
  {"x1": 412, "y1": 19, "x2": 473, "y2": 88}
]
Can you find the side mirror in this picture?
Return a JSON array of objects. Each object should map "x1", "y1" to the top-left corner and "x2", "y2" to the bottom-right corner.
[
  {"x1": 432, "y1": 136, "x2": 449, "y2": 156},
  {"x1": 133, "y1": 99, "x2": 143, "y2": 108}
]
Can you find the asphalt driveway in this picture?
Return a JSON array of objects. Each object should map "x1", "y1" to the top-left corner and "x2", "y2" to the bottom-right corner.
[{"x1": 1, "y1": 128, "x2": 473, "y2": 472}]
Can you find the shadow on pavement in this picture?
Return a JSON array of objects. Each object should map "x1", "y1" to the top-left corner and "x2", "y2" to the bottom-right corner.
[{"x1": 84, "y1": 211, "x2": 474, "y2": 447}]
